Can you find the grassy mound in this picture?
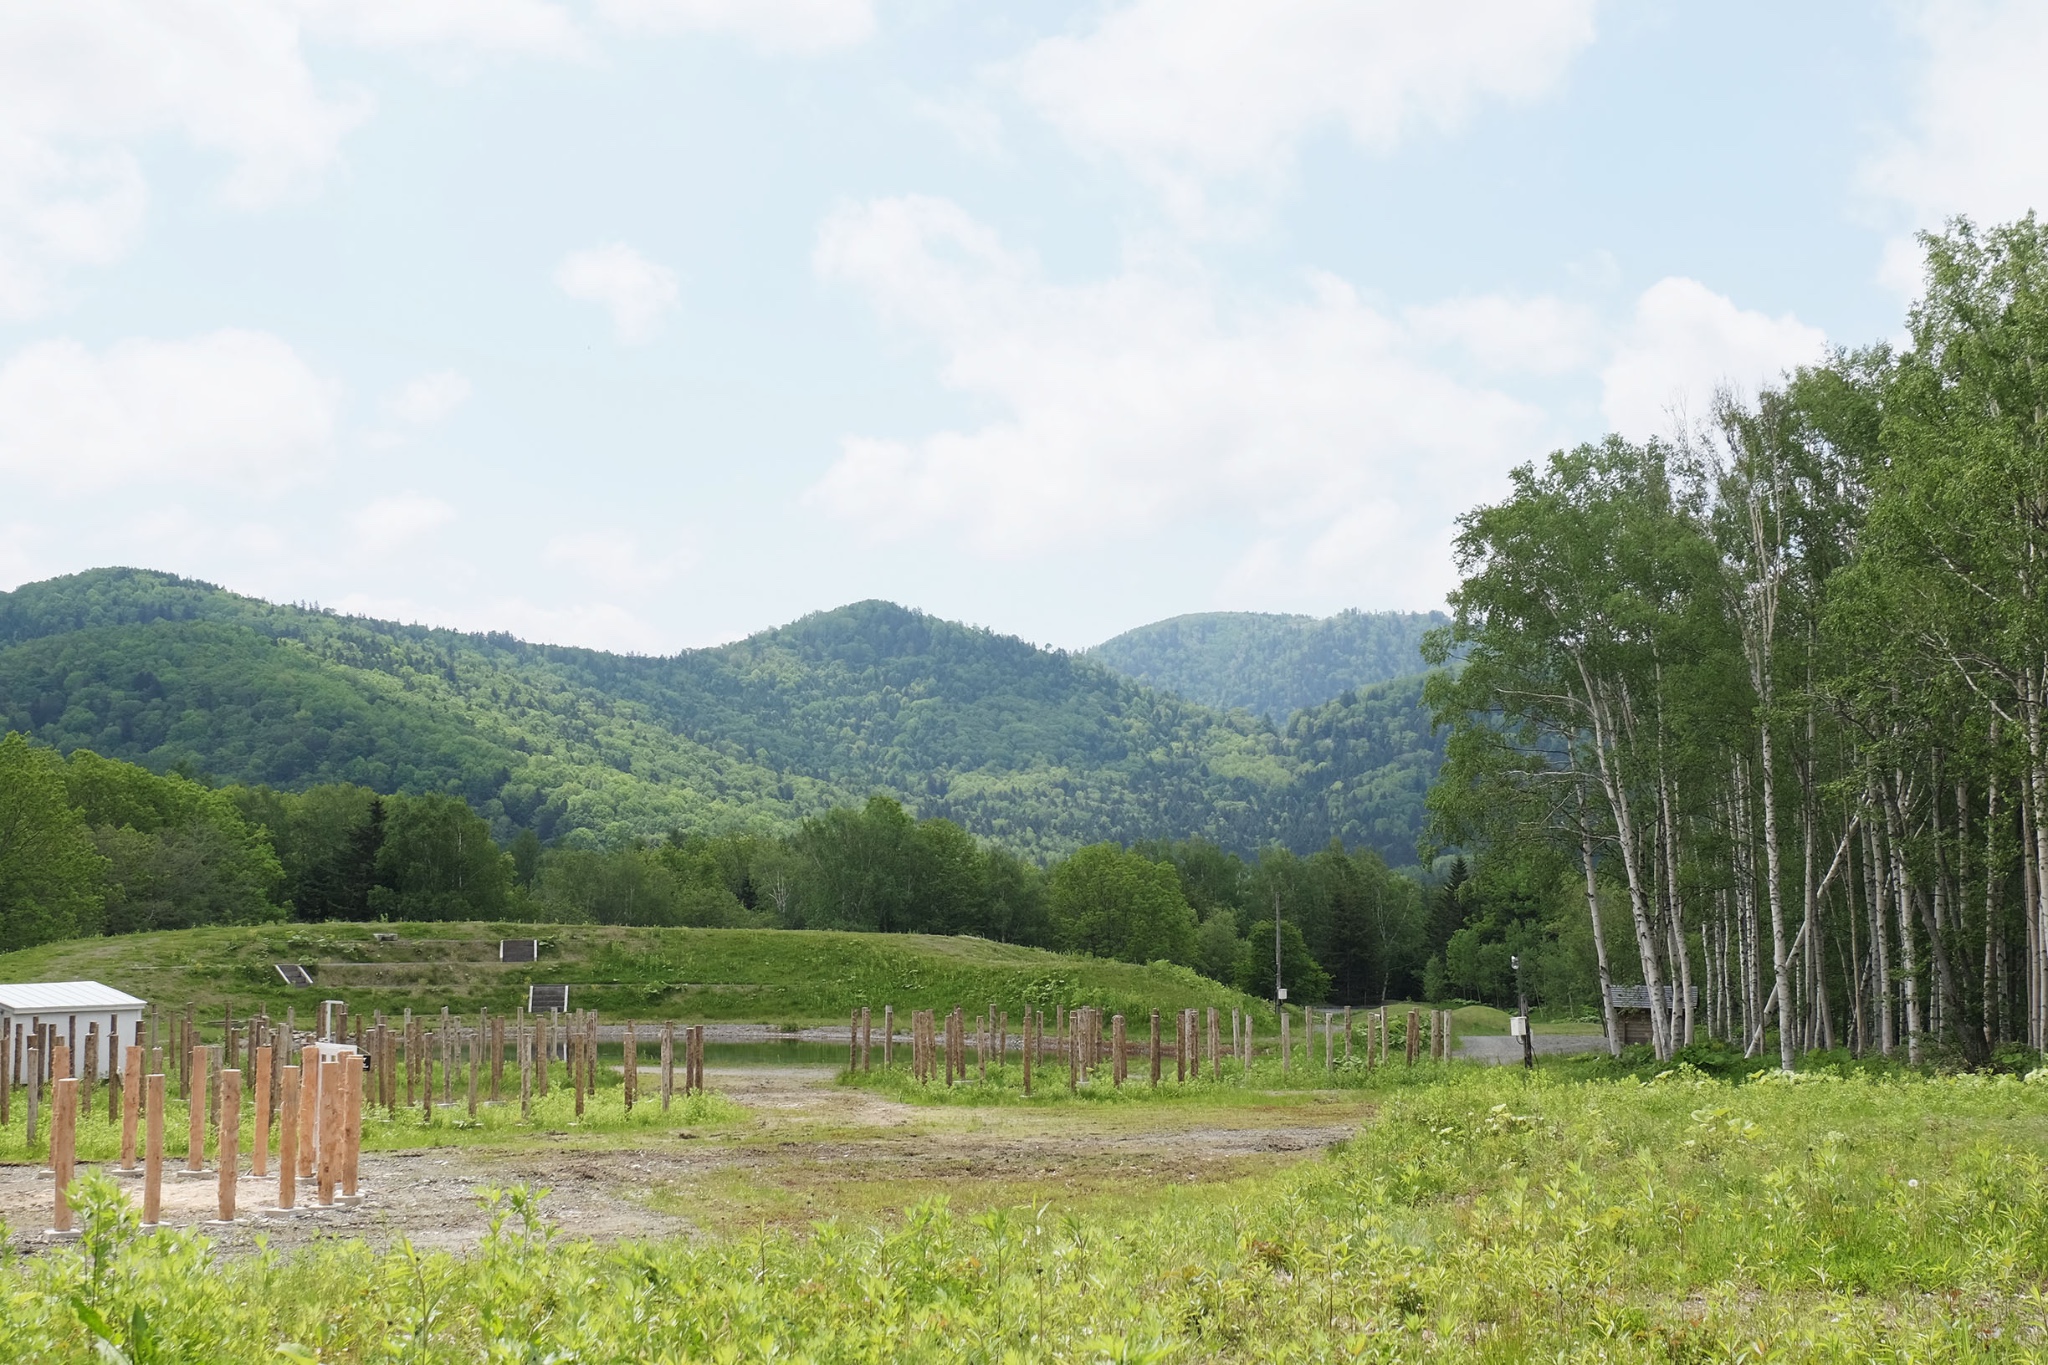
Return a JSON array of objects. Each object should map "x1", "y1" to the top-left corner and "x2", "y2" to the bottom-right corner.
[{"x1": 0, "y1": 922, "x2": 1263, "y2": 1032}]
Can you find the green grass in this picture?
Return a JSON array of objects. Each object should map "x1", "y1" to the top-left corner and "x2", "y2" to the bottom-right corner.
[
  {"x1": 0, "y1": 921, "x2": 1266, "y2": 1035},
  {"x1": 10, "y1": 1066, "x2": 2048, "y2": 1361}
]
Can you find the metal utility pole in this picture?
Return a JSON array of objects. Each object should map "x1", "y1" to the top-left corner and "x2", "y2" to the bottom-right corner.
[{"x1": 1511, "y1": 955, "x2": 1534, "y2": 1070}]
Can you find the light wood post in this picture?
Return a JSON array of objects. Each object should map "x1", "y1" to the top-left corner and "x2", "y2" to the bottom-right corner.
[
  {"x1": 298, "y1": 1045, "x2": 319, "y2": 1179},
  {"x1": 252, "y1": 1046, "x2": 272, "y2": 1177},
  {"x1": 624, "y1": 1021, "x2": 638, "y2": 1113},
  {"x1": 49, "y1": 1077, "x2": 77, "y2": 1236},
  {"x1": 342, "y1": 1059, "x2": 361, "y2": 1201},
  {"x1": 276, "y1": 1065, "x2": 299, "y2": 1211},
  {"x1": 861, "y1": 1007, "x2": 872, "y2": 1072},
  {"x1": 467, "y1": 1020, "x2": 479, "y2": 1118},
  {"x1": 883, "y1": 1005, "x2": 894, "y2": 1069},
  {"x1": 142, "y1": 1072, "x2": 165, "y2": 1228},
  {"x1": 1406, "y1": 1009, "x2": 1419, "y2": 1065},
  {"x1": 1111, "y1": 1013, "x2": 1125, "y2": 1087},
  {"x1": 660, "y1": 1023, "x2": 673, "y2": 1111},
  {"x1": 317, "y1": 1058, "x2": 340, "y2": 1207},
  {"x1": 521, "y1": 1019, "x2": 534, "y2": 1119},
  {"x1": 186, "y1": 1046, "x2": 209, "y2": 1172},
  {"x1": 214, "y1": 1070, "x2": 240, "y2": 1223},
  {"x1": 120, "y1": 1044, "x2": 142, "y2": 1169},
  {"x1": 1022, "y1": 1009, "x2": 1034, "y2": 1095}
]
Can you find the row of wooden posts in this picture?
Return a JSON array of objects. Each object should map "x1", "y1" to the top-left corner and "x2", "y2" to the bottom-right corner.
[
  {"x1": 8, "y1": 1002, "x2": 714, "y2": 1152},
  {"x1": 851, "y1": 1003, "x2": 1458, "y2": 1090},
  {"x1": 36, "y1": 1037, "x2": 363, "y2": 1240}
]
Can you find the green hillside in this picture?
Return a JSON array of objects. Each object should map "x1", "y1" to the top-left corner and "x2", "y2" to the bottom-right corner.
[
  {"x1": 0, "y1": 921, "x2": 1262, "y2": 1029},
  {"x1": 0, "y1": 569, "x2": 1441, "y2": 862},
  {"x1": 1086, "y1": 608, "x2": 1446, "y2": 719}
]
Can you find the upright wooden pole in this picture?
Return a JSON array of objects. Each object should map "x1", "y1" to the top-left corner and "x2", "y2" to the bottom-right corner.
[
  {"x1": 298, "y1": 1045, "x2": 319, "y2": 1179},
  {"x1": 660, "y1": 1023, "x2": 674, "y2": 1111},
  {"x1": 342, "y1": 1059, "x2": 361, "y2": 1201},
  {"x1": 1149, "y1": 1010, "x2": 1161, "y2": 1086},
  {"x1": 861, "y1": 1007, "x2": 872, "y2": 1072},
  {"x1": 214, "y1": 1070, "x2": 241, "y2": 1224},
  {"x1": 623, "y1": 1020, "x2": 638, "y2": 1113},
  {"x1": 252, "y1": 1045, "x2": 272, "y2": 1178},
  {"x1": 49, "y1": 1077, "x2": 77, "y2": 1236},
  {"x1": 1022, "y1": 1009, "x2": 1034, "y2": 1095},
  {"x1": 883, "y1": 1005, "x2": 894, "y2": 1069},
  {"x1": 142, "y1": 1072, "x2": 165, "y2": 1228},
  {"x1": 1406, "y1": 1009, "x2": 1419, "y2": 1065},
  {"x1": 277, "y1": 1065, "x2": 299, "y2": 1211},
  {"x1": 317, "y1": 1058, "x2": 340, "y2": 1207},
  {"x1": 1111, "y1": 1013, "x2": 1125, "y2": 1087},
  {"x1": 120, "y1": 1044, "x2": 142, "y2": 1170},
  {"x1": 1280, "y1": 1009, "x2": 1290, "y2": 1077},
  {"x1": 186, "y1": 1046, "x2": 209, "y2": 1172}
]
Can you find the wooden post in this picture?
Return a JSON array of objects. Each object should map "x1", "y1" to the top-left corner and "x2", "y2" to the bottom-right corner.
[
  {"x1": 299, "y1": 1045, "x2": 319, "y2": 1179},
  {"x1": 883, "y1": 1005, "x2": 894, "y2": 1069},
  {"x1": 1111, "y1": 1014, "x2": 1125, "y2": 1087},
  {"x1": 1379, "y1": 1006, "x2": 1389, "y2": 1065},
  {"x1": 1244, "y1": 1013, "x2": 1254, "y2": 1071},
  {"x1": 252, "y1": 1046, "x2": 272, "y2": 1178},
  {"x1": 623, "y1": 1021, "x2": 638, "y2": 1113},
  {"x1": 1325, "y1": 1010, "x2": 1333, "y2": 1071},
  {"x1": 1149, "y1": 1010, "x2": 1161, "y2": 1085},
  {"x1": 317, "y1": 1059, "x2": 340, "y2": 1207},
  {"x1": 998, "y1": 1011, "x2": 1008, "y2": 1073},
  {"x1": 849, "y1": 1010, "x2": 859, "y2": 1072},
  {"x1": 1406, "y1": 1009, "x2": 1419, "y2": 1065},
  {"x1": 120, "y1": 1044, "x2": 142, "y2": 1169},
  {"x1": 142, "y1": 1072, "x2": 165, "y2": 1228},
  {"x1": 187, "y1": 1045, "x2": 209, "y2": 1172},
  {"x1": 49, "y1": 1077, "x2": 77, "y2": 1236},
  {"x1": 978, "y1": 1014, "x2": 988, "y2": 1081},
  {"x1": 342, "y1": 1059, "x2": 361, "y2": 1201},
  {"x1": 1280, "y1": 1008, "x2": 1290, "y2": 1077},
  {"x1": 660, "y1": 1023, "x2": 674, "y2": 1111},
  {"x1": 573, "y1": 1030, "x2": 586, "y2": 1116},
  {"x1": 1344, "y1": 1007, "x2": 1353, "y2": 1061},
  {"x1": 215, "y1": 1070, "x2": 241, "y2": 1224},
  {"x1": 276, "y1": 1065, "x2": 300, "y2": 1212},
  {"x1": 861, "y1": 1007, "x2": 872, "y2": 1073},
  {"x1": 1022, "y1": 1009, "x2": 1034, "y2": 1095},
  {"x1": 467, "y1": 1020, "x2": 479, "y2": 1119}
]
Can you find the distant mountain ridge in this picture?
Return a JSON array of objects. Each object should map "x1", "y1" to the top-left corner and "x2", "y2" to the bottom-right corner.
[
  {"x1": 1086, "y1": 609, "x2": 1447, "y2": 720},
  {"x1": 0, "y1": 569, "x2": 1445, "y2": 865}
]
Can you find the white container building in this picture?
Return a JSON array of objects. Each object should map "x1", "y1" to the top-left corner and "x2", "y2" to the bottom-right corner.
[{"x1": 0, "y1": 980, "x2": 148, "y2": 1077}]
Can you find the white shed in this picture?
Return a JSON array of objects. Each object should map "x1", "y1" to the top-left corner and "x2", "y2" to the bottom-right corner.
[{"x1": 0, "y1": 981, "x2": 147, "y2": 1078}]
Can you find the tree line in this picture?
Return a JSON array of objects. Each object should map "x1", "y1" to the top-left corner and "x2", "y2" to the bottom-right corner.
[
  {"x1": 0, "y1": 733, "x2": 1428, "y2": 1005},
  {"x1": 1427, "y1": 215, "x2": 2048, "y2": 1066}
]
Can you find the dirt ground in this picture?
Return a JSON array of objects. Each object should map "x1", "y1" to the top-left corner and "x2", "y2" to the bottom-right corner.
[{"x1": 1, "y1": 1067, "x2": 1369, "y2": 1257}]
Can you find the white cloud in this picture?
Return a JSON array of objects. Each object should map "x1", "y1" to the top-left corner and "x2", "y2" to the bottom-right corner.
[
  {"x1": 0, "y1": 329, "x2": 335, "y2": 493},
  {"x1": 348, "y1": 492, "x2": 457, "y2": 552},
  {"x1": 1404, "y1": 293, "x2": 1603, "y2": 375},
  {"x1": 556, "y1": 243, "x2": 679, "y2": 344},
  {"x1": 1865, "y1": 0, "x2": 2048, "y2": 286},
  {"x1": 809, "y1": 194, "x2": 1543, "y2": 603},
  {"x1": 594, "y1": 0, "x2": 874, "y2": 54},
  {"x1": 385, "y1": 370, "x2": 473, "y2": 425},
  {"x1": 544, "y1": 531, "x2": 692, "y2": 592},
  {"x1": 294, "y1": 0, "x2": 587, "y2": 59},
  {"x1": 1600, "y1": 278, "x2": 1827, "y2": 443},
  {"x1": 1006, "y1": 0, "x2": 1597, "y2": 225}
]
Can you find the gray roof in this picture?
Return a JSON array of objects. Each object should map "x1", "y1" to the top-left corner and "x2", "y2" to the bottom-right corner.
[{"x1": 0, "y1": 981, "x2": 148, "y2": 1012}]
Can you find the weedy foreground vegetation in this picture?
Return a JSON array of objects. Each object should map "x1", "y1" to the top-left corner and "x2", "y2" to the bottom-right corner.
[{"x1": 8, "y1": 1064, "x2": 2048, "y2": 1362}]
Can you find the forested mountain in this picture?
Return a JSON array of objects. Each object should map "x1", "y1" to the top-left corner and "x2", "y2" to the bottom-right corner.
[
  {"x1": 0, "y1": 571, "x2": 1441, "y2": 864},
  {"x1": 1086, "y1": 609, "x2": 1446, "y2": 719}
]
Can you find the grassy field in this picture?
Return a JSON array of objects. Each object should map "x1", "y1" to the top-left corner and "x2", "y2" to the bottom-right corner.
[
  {"x1": 0, "y1": 922, "x2": 1265, "y2": 1033},
  {"x1": 7, "y1": 1063, "x2": 2048, "y2": 1361}
]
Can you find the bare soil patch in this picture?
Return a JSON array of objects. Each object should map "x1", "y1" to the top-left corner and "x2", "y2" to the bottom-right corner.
[{"x1": 1, "y1": 1067, "x2": 1365, "y2": 1256}]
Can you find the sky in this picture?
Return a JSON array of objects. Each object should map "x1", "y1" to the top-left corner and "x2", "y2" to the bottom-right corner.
[{"x1": 0, "y1": 0, "x2": 2043, "y2": 654}]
